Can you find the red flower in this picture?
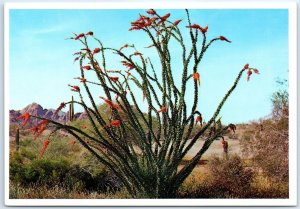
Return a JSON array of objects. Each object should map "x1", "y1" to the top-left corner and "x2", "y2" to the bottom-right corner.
[
  {"x1": 133, "y1": 51, "x2": 142, "y2": 56},
  {"x1": 30, "y1": 126, "x2": 39, "y2": 135},
  {"x1": 157, "y1": 13, "x2": 171, "y2": 24},
  {"x1": 130, "y1": 15, "x2": 152, "y2": 31},
  {"x1": 158, "y1": 106, "x2": 167, "y2": 113},
  {"x1": 121, "y1": 61, "x2": 135, "y2": 70},
  {"x1": 146, "y1": 9, "x2": 156, "y2": 16},
  {"x1": 99, "y1": 96, "x2": 120, "y2": 110},
  {"x1": 243, "y1": 63, "x2": 249, "y2": 70},
  {"x1": 34, "y1": 120, "x2": 50, "y2": 140},
  {"x1": 86, "y1": 31, "x2": 94, "y2": 36},
  {"x1": 104, "y1": 120, "x2": 121, "y2": 128},
  {"x1": 228, "y1": 124, "x2": 236, "y2": 133},
  {"x1": 193, "y1": 72, "x2": 200, "y2": 86},
  {"x1": 93, "y1": 48, "x2": 101, "y2": 54},
  {"x1": 200, "y1": 25, "x2": 208, "y2": 34},
  {"x1": 81, "y1": 65, "x2": 91, "y2": 70},
  {"x1": 195, "y1": 115, "x2": 203, "y2": 126},
  {"x1": 173, "y1": 19, "x2": 182, "y2": 26},
  {"x1": 119, "y1": 44, "x2": 129, "y2": 51},
  {"x1": 69, "y1": 85, "x2": 80, "y2": 92},
  {"x1": 80, "y1": 78, "x2": 87, "y2": 83},
  {"x1": 40, "y1": 139, "x2": 50, "y2": 158},
  {"x1": 219, "y1": 36, "x2": 231, "y2": 43},
  {"x1": 109, "y1": 76, "x2": 119, "y2": 83},
  {"x1": 247, "y1": 70, "x2": 252, "y2": 81},
  {"x1": 16, "y1": 113, "x2": 31, "y2": 127},
  {"x1": 53, "y1": 102, "x2": 66, "y2": 118},
  {"x1": 75, "y1": 33, "x2": 85, "y2": 40},
  {"x1": 186, "y1": 24, "x2": 201, "y2": 30},
  {"x1": 68, "y1": 139, "x2": 76, "y2": 145},
  {"x1": 253, "y1": 68, "x2": 260, "y2": 74}
]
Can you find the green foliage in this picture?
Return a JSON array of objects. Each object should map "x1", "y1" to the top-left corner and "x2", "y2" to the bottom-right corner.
[
  {"x1": 10, "y1": 155, "x2": 70, "y2": 186},
  {"x1": 9, "y1": 136, "x2": 123, "y2": 195}
]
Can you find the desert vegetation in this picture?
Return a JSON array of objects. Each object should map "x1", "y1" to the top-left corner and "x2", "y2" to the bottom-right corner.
[{"x1": 9, "y1": 9, "x2": 288, "y2": 199}]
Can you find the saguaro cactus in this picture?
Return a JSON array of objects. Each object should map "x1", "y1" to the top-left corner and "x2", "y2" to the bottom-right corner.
[
  {"x1": 22, "y1": 9, "x2": 259, "y2": 198},
  {"x1": 15, "y1": 128, "x2": 20, "y2": 151},
  {"x1": 69, "y1": 96, "x2": 75, "y2": 121}
]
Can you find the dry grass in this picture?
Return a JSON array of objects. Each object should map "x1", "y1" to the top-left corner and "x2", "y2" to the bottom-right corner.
[{"x1": 10, "y1": 182, "x2": 130, "y2": 199}]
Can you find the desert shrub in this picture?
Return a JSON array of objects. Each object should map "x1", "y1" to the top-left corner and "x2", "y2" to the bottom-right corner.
[
  {"x1": 240, "y1": 89, "x2": 288, "y2": 183},
  {"x1": 179, "y1": 155, "x2": 254, "y2": 198},
  {"x1": 207, "y1": 155, "x2": 255, "y2": 197}
]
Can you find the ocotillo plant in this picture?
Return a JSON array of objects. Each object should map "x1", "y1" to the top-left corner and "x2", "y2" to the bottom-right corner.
[{"x1": 18, "y1": 9, "x2": 259, "y2": 198}]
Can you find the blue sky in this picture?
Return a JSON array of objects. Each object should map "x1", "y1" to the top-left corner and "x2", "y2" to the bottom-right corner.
[{"x1": 9, "y1": 9, "x2": 288, "y2": 124}]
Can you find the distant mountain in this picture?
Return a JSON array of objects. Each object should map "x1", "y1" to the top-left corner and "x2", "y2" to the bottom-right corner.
[{"x1": 9, "y1": 102, "x2": 87, "y2": 126}]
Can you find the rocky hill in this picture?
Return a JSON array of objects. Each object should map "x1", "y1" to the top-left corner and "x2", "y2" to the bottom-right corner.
[{"x1": 10, "y1": 102, "x2": 87, "y2": 126}]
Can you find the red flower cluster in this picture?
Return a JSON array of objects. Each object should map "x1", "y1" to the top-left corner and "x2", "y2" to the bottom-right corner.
[
  {"x1": 158, "y1": 106, "x2": 167, "y2": 113},
  {"x1": 119, "y1": 44, "x2": 129, "y2": 51},
  {"x1": 243, "y1": 64, "x2": 259, "y2": 81},
  {"x1": 186, "y1": 24, "x2": 208, "y2": 34},
  {"x1": 40, "y1": 139, "x2": 50, "y2": 158},
  {"x1": 104, "y1": 120, "x2": 121, "y2": 128},
  {"x1": 193, "y1": 72, "x2": 200, "y2": 86},
  {"x1": 16, "y1": 113, "x2": 31, "y2": 127},
  {"x1": 195, "y1": 114, "x2": 203, "y2": 127},
  {"x1": 81, "y1": 65, "x2": 91, "y2": 70},
  {"x1": 32, "y1": 120, "x2": 50, "y2": 140},
  {"x1": 86, "y1": 31, "x2": 93, "y2": 36},
  {"x1": 157, "y1": 13, "x2": 171, "y2": 25},
  {"x1": 108, "y1": 76, "x2": 119, "y2": 83},
  {"x1": 75, "y1": 33, "x2": 85, "y2": 40},
  {"x1": 173, "y1": 19, "x2": 182, "y2": 26},
  {"x1": 121, "y1": 61, "x2": 135, "y2": 70},
  {"x1": 93, "y1": 48, "x2": 101, "y2": 54},
  {"x1": 53, "y1": 102, "x2": 66, "y2": 118},
  {"x1": 130, "y1": 15, "x2": 153, "y2": 31},
  {"x1": 146, "y1": 9, "x2": 156, "y2": 16},
  {"x1": 219, "y1": 36, "x2": 231, "y2": 43},
  {"x1": 73, "y1": 31, "x2": 93, "y2": 40},
  {"x1": 133, "y1": 51, "x2": 142, "y2": 56},
  {"x1": 99, "y1": 96, "x2": 120, "y2": 110},
  {"x1": 69, "y1": 85, "x2": 80, "y2": 92}
]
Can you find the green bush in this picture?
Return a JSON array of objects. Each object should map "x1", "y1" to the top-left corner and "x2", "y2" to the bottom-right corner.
[
  {"x1": 10, "y1": 149, "x2": 123, "y2": 194},
  {"x1": 10, "y1": 157, "x2": 70, "y2": 186}
]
